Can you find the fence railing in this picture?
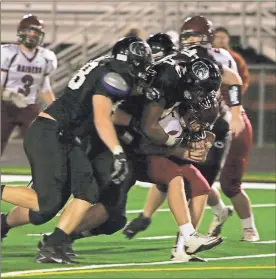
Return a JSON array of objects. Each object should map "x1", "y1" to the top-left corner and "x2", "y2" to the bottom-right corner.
[{"x1": 244, "y1": 65, "x2": 276, "y2": 147}]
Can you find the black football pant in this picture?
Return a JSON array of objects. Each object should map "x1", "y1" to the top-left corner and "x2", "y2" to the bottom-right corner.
[{"x1": 24, "y1": 117, "x2": 99, "y2": 225}]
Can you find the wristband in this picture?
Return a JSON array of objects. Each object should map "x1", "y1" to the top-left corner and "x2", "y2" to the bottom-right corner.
[
  {"x1": 228, "y1": 85, "x2": 242, "y2": 107},
  {"x1": 112, "y1": 145, "x2": 124, "y2": 155},
  {"x1": 165, "y1": 135, "x2": 176, "y2": 147}
]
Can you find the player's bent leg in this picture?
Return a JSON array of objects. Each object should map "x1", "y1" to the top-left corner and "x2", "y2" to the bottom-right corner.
[
  {"x1": 189, "y1": 194, "x2": 208, "y2": 229},
  {"x1": 144, "y1": 184, "x2": 167, "y2": 218},
  {"x1": 1, "y1": 101, "x2": 17, "y2": 155},
  {"x1": 220, "y1": 112, "x2": 259, "y2": 241},
  {"x1": 1, "y1": 185, "x2": 39, "y2": 211}
]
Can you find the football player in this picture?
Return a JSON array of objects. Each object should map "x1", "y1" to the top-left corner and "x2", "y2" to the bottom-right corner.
[
  {"x1": 1, "y1": 14, "x2": 57, "y2": 155},
  {"x1": 211, "y1": 27, "x2": 258, "y2": 241},
  {"x1": 57, "y1": 35, "x2": 224, "y2": 262},
  {"x1": 120, "y1": 33, "x2": 224, "y2": 260},
  {"x1": 123, "y1": 17, "x2": 245, "y2": 248},
  {"x1": 1, "y1": 37, "x2": 153, "y2": 263}
]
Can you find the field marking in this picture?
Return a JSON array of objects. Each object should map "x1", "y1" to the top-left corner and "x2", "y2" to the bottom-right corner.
[
  {"x1": 24, "y1": 203, "x2": 276, "y2": 223},
  {"x1": 2, "y1": 175, "x2": 275, "y2": 189},
  {"x1": 138, "y1": 235, "x2": 175, "y2": 240},
  {"x1": 126, "y1": 203, "x2": 276, "y2": 214},
  {"x1": 2, "y1": 253, "x2": 276, "y2": 278},
  {"x1": 2, "y1": 266, "x2": 276, "y2": 278},
  {"x1": 138, "y1": 237, "x2": 276, "y2": 243},
  {"x1": 255, "y1": 240, "x2": 276, "y2": 244}
]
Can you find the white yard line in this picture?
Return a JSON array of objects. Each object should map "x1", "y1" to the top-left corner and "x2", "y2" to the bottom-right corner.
[
  {"x1": 254, "y1": 240, "x2": 276, "y2": 244},
  {"x1": 2, "y1": 253, "x2": 276, "y2": 278},
  {"x1": 1, "y1": 175, "x2": 275, "y2": 189},
  {"x1": 138, "y1": 236, "x2": 175, "y2": 240},
  {"x1": 126, "y1": 203, "x2": 276, "y2": 214},
  {"x1": 30, "y1": 203, "x2": 275, "y2": 220}
]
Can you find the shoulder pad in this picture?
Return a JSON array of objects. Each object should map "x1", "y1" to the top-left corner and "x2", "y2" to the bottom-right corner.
[
  {"x1": 39, "y1": 47, "x2": 58, "y2": 70},
  {"x1": 1, "y1": 44, "x2": 19, "y2": 55},
  {"x1": 102, "y1": 72, "x2": 130, "y2": 96},
  {"x1": 211, "y1": 48, "x2": 232, "y2": 59}
]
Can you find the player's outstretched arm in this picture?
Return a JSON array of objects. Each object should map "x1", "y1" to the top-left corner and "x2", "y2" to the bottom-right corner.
[
  {"x1": 39, "y1": 76, "x2": 56, "y2": 105},
  {"x1": 222, "y1": 66, "x2": 245, "y2": 136},
  {"x1": 140, "y1": 100, "x2": 180, "y2": 147},
  {"x1": 93, "y1": 95, "x2": 122, "y2": 153}
]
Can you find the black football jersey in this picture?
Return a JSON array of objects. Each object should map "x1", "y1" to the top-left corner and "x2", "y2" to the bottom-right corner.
[{"x1": 45, "y1": 56, "x2": 135, "y2": 130}]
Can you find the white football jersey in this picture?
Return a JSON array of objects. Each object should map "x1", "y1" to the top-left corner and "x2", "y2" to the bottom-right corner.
[
  {"x1": 159, "y1": 108, "x2": 183, "y2": 137},
  {"x1": 1, "y1": 44, "x2": 57, "y2": 104},
  {"x1": 209, "y1": 48, "x2": 238, "y2": 73}
]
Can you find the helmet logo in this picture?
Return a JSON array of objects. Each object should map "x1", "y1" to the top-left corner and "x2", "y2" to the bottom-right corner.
[
  {"x1": 129, "y1": 42, "x2": 150, "y2": 57},
  {"x1": 192, "y1": 61, "x2": 209, "y2": 80},
  {"x1": 183, "y1": 90, "x2": 192, "y2": 100}
]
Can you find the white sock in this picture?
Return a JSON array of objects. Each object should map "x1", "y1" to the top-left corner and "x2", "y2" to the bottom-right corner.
[
  {"x1": 241, "y1": 216, "x2": 256, "y2": 230},
  {"x1": 211, "y1": 200, "x2": 227, "y2": 216},
  {"x1": 175, "y1": 234, "x2": 186, "y2": 253},
  {"x1": 179, "y1": 223, "x2": 196, "y2": 244}
]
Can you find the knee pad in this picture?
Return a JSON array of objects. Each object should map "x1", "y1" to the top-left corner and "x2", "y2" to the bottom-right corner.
[
  {"x1": 90, "y1": 215, "x2": 127, "y2": 236},
  {"x1": 156, "y1": 184, "x2": 168, "y2": 193},
  {"x1": 29, "y1": 209, "x2": 58, "y2": 225},
  {"x1": 220, "y1": 177, "x2": 242, "y2": 198},
  {"x1": 29, "y1": 195, "x2": 63, "y2": 225}
]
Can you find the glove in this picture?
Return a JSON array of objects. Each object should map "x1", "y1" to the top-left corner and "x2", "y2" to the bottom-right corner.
[
  {"x1": 165, "y1": 134, "x2": 183, "y2": 148},
  {"x1": 111, "y1": 148, "x2": 129, "y2": 185},
  {"x1": 145, "y1": 87, "x2": 161, "y2": 102},
  {"x1": 2, "y1": 89, "x2": 28, "y2": 108},
  {"x1": 129, "y1": 116, "x2": 141, "y2": 134}
]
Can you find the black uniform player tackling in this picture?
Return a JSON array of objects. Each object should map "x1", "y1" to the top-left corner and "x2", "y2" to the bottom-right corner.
[{"x1": 1, "y1": 37, "x2": 153, "y2": 264}]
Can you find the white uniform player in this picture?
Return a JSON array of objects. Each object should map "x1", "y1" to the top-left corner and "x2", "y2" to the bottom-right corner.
[
  {"x1": 209, "y1": 47, "x2": 238, "y2": 73},
  {"x1": 1, "y1": 44, "x2": 57, "y2": 107},
  {"x1": 1, "y1": 14, "x2": 57, "y2": 155}
]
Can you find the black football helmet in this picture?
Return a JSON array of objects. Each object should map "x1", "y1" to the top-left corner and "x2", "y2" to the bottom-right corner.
[
  {"x1": 146, "y1": 33, "x2": 177, "y2": 60},
  {"x1": 17, "y1": 14, "x2": 44, "y2": 49},
  {"x1": 181, "y1": 58, "x2": 221, "y2": 109},
  {"x1": 112, "y1": 37, "x2": 153, "y2": 80}
]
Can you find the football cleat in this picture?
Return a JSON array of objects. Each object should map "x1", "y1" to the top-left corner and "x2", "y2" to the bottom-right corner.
[
  {"x1": 170, "y1": 249, "x2": 207, "y2": 262},
  {"x1": 37, "y1": 235, "x2": 77, "y2": 257},
  {"x1": 208, "y1": 206, "x2": 233, "y2": 237},
  {"x1": 35, "y1": 245, "x2": 73, "y2": 264},
  {"x1": 123, "y1": 213, "x2": 151, "y2": 239},
  {"x1": 185, "y1": 232, "x2": 224, "y2": 255},
  {"x1": 241, "y1": 228, "x2": 260, "y2": 242}
]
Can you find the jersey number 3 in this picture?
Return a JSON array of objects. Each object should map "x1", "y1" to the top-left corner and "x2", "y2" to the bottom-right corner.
[
  {"x1": 68, "y1": 60, "x2": 99, "y2": 90},
  {"x1": 18, "y1": 75, "x2": 34, "y2": 96}
]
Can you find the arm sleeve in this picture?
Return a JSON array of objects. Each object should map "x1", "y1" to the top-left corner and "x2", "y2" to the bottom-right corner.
[
  {"x1": 45, "y1": 51, "x2": 58, "y2": 76},
  {"x1": 1, "y1": 71, "x2": 7, "y2": 87},
  {"x1": 229, "y1": 50, "x2": 250, "y2": 94},
  {"x1": 40, "y1": 76, "x2": 53, "y2": 93},
  {"x1": 1, "y1": 46, "x2": 11, "y2": 71}
]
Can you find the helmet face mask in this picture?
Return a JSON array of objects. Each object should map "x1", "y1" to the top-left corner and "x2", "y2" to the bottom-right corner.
[
  {"x1": 182, "y1": 58, "x2": 221, "y2": 109},
  {"x1": 146, "y1": 32, "x2": 176, "y2": 61},
  {"x1": 17, "y1": 15, "x2": 44, "y2": 49}
]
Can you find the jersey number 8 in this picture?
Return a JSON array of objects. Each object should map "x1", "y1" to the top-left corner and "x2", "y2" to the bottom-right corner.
[{"x1": 68, "y1": 60, "x2": 99, "y2": 90}]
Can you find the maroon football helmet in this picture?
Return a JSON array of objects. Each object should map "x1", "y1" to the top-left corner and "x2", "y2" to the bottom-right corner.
[
  {"x1": 179, "y1": 15, "x2": 214, "y2": 50},
  {"x1": 17, "y1": 14, "x2": 44, "y2": 49}
]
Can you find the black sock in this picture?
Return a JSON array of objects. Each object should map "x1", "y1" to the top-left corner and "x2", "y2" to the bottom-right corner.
[
  {"x1": 1, "y1": 214, "x2": 11, "y2": 236},
  {"x1": 70, "y1": 232, "x2": 84, "y2": 242},
  {"x1": 47, "y1": 227, "x2": 69, "y2": 246},
  {"x1": 1, "y1": 184, "x2": 6, "y2": 198}
]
